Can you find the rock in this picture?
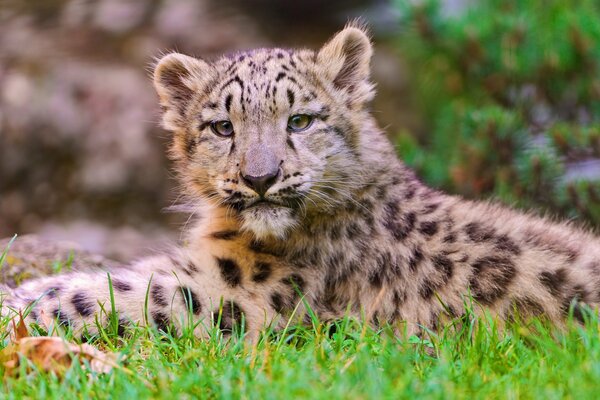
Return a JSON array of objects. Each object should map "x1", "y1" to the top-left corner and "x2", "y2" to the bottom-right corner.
[{"x1": 0, "y1": 235, "x2": 118, "y2": 288}]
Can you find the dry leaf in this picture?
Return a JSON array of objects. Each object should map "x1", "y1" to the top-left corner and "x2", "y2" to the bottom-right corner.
[
  {"x1": 1, "y1": 337, "x2": 119, "y2": 376},
  {"x1": 2, "y1": 313, "x2": 119, "y2": 376},
  {"x1": 11, "y1": 311, "x2": 29, "y2": 342}
]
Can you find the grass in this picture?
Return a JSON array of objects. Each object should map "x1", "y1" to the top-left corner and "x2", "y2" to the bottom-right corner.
[
  {"x1": 1, "y1": 240, "x2": 600, "y2": 399},
  {"x1": 1, "y1": 304, "x2": 600, "y2": 398}
]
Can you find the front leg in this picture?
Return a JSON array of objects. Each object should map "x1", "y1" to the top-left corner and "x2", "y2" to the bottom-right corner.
[{"x1": 1, "y1": 248, "x2": 300, "y2": 341}]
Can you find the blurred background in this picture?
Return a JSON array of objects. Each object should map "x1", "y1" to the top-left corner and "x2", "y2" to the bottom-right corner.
[{"x1": 1, "y1": 0, "x2": 599, "y2": 262}]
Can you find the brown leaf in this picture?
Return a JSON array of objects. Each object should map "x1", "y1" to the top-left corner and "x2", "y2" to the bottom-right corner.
[
  {"x1": 10, "y1": 311, "x2": 30, "y2": 342},
  {"x1": 1, "y1": 336, "x2": 119, "y2": 376}
]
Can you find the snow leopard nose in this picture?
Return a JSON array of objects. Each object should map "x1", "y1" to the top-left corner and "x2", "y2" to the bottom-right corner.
[
  {"x1": 240, "y1": 143, "x2": 281, "y2": 197},
  {"x1": 241, "y1": 170, "x2": 280, "y2": 197}
]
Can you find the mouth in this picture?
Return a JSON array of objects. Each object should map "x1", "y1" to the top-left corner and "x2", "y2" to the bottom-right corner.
[
  {"x1": 223, "y1": 190, "x2": 303, "y2": 213},
  {"x1": 247, "y1": 198, "x2": 284, "y2": 209}
]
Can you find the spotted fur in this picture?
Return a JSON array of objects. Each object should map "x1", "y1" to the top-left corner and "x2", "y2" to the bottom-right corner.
[{"x1": 3, "y1": 23, "x2": 600, "y2": 340}]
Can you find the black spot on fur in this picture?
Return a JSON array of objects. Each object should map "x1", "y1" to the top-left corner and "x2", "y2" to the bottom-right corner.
[
  {"x1": 217, "y1": 258, "x2": 242, "y2": 287},
  {"x1": 399, "y1": 211, "x2": 417, "y2": 240},
  {"x1": 322, "y1": 277, "x2": 339, "y2": 313},
  {"x1": 421, "y1": 203, "x2": 440, "y2": 214},
  {"x1": 408, "y1": 246, "x2": 424, "y2": 272},
  {"x1": 418, "y1": 221, "x2": 439, "y2": 236},
  {"x1": 566, "y1": 250, "x2": 579, "y2": 263},
  {"x1": 393, "y1": 289, "x2": 406, "y2": 307},
  {"x1": 151, "y1": 311, "x2": 171, "y2": 332},
  {"x1": 117, "y1": 318, "x2": 129, "y2": 337},
  {"x1": 72, "y1": 292, "x2": 95, "y2": 317},
  {"x1": 46, "y1": 285, "x2": 61, "y2": 298},
  {"x1": 181, "y1": 265, "x2": 194, "y2": 277},
  {"x1": 287, "y1": 89, "x2": 295, "y2": 107},
  {"x1": 429, "y1": 311, "x2": 441, "y2": 331},
  {"x1": 187, "y1": 261, "x2": 199, "y2": 273},
  {"x1": 419, "y1": 280, "x2": 436, "y2": 300},
  {"x1": 213, "y1": 301, "x2": 244, "y2": 334},
  {"x1": 495, "y1": 234, "x2": 522, "y2": 255},
  {"x1": 443, "y1": 232, "x2": 457, "y2": 243},
  {"x1": 151, "y1": 284, "x2": 169, "y2": 307},
  {"x1": 179, "y1": 286, "x2": 202, "y2": 315},
  {"x1": 404, "y1": 182, "x2": 417, "y2": 200},
  {"x1": 539, "y1": 268, "x2": 567, "y2": 297},
  {"x1": 508, "y1": 297, "x2": 545, "y2": 322},
  {"x1": 561, "y1": 284, "x2": 589, "y2": 320},
  {"x1": 249, "y1": 239, "x2": 284, "y2": 257},
  {"x1": 184, "y1": 135, "x2": 196, "y2": 157},
  {"x1": 52, "y1": 308, "x2": 71, "y2": 327},
  {"x1": 364, "y1": 214, "x2": 376, "y2": 234},
  {"x1": 570, "y1": 302, "x2": 588, "y2": 324},
  {"x1": 224, "y1": 94, "x2": 233, "y2": 112},
  {"x1": 369, "y1": 267, "x2": 385, "y2": 288},
  {"x1": 432, "y1": 254, "x2": 454, "y2": 281},
  {"x1": 445, "y1": 305, "x2": 460, "y2": 318},
  {"x1": 220, "y1": 75, "x2": 244, "y2": 92},
  {"x1": 112, "y1": 279, "x2": 132, "y2": 292},
  {"x1": 252, "y1": 261, "x2": 272, "y2": 283},
  {"x1": 346, "y1": 222, "x2": 362, "y2": 239},
  {"x1": 270, "y1": 293, "x2": 285, "y2": 312},
  {"x1": 286, "y1": 136, "x2": 296, "y2": 151},
  {"x1": 469, "y1": 256, "x2": 516, "y2": 305},
  {"x1": 375, "y1": 185, "x2": 387, "y2": 200},
  {"x1": 418, "y1": 255, "x2": 454, "y2": 300},
  {"x1": 383, "y1": 202, "x2": 416, "y2": 241},
  {"x1": 328, "y1": 224, "x2": 342, "y2": 241},
  {"x1": 211, "y1": 230, "x2": 238, "y2": 240},
  {"x1": 465, "y1": 222, "x2": 496, "y2": 242},
  {"x1": 559, "y1": 285, "x2": 588, "y2": 323},
  {"x1": 385, "y1": 251, "x2": 403, "y2": 279}
]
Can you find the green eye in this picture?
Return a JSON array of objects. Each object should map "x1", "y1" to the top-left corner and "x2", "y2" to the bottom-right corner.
[
  {"x1": 210, "y1": 120, "x2": 234, "y2": 137},
  {"x1": 287, "y1": 114, "x2": 314, "y2": 132}
]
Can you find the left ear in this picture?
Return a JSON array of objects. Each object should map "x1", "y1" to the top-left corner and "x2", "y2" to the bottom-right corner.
[{"x1": 317, "y1": 23, "x2": 375, "y2": 103}]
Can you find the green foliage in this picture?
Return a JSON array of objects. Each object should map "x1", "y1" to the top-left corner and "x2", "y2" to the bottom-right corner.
[{"x1": 395, "y1": 0, "x2": 600, "y2": 223}]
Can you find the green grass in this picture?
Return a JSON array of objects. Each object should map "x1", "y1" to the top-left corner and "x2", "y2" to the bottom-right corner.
[
  {"x1": 1, "y1": 304, "x2": 600, "y2": 399},
  {"x1": 1, "y1": 239, "x2": 600, "y2": 399}
]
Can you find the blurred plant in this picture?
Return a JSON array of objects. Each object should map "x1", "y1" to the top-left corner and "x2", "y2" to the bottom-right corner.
[{"x1": 395, "y1": 0, "x2": 600, "y2": 224}]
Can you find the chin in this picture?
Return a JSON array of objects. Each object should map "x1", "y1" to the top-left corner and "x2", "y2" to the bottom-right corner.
[{"x1": 240, "y1": 204, "x2": 298, "y2": 241}]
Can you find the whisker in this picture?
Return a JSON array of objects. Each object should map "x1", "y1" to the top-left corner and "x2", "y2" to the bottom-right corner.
[
  {"x1": 307, "y1": 189, "x2": 337, "y2": 209},
  {"x1": 308, "y1": 184, "x2": 376, "y2": 218}
]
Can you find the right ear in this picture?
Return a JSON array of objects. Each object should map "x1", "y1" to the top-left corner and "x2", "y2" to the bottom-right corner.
[
  {"x1": 153, "y1": 53, "x2": 212, "y2": 120},
  {"x1": 316, "y1": 23, "x2": 374, "y2": 105}
]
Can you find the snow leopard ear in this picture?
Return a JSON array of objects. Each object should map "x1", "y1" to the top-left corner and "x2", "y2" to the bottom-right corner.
[
  {"x1": 153, "y1": 53, "x2": 212, "y2": 117},
  {"x1": 317, "y1": 22, "x2": 375, "y2": 103}
]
